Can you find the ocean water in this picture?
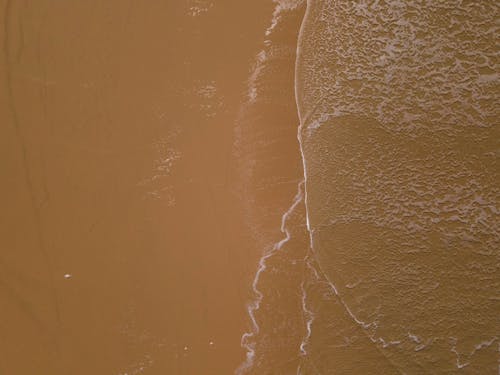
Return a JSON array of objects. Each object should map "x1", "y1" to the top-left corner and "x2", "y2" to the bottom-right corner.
[{"x1": 239, "y1": 0, "x2": 499, "y2": 374}]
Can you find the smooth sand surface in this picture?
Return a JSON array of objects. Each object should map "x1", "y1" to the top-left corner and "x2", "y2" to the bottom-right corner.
[{"x1": 0, "y1": 1, "x2": 293, "y2": 373}]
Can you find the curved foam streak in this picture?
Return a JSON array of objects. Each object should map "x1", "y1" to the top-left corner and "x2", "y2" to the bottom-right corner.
[
  {"x1": 248, "y1": 0, "x2": 303, "y2": 103},
  {"x1": 298, "y1": 255, "x2": 316, "y2": 356},
  {"x1": 236, "y1": 2, "x2": 305, "y2": 374},
  {"x1": 237, "y1": 182, "x2": 305, "y2": 375},
  {"x1": 293, "y1": 2, "x2": 405, "y2": 372},
  {"x1": 265, "y1": 0, "x2": 303, "y2": 37},
  {"x1": 295, "y1": 0, "x2": 373, "y2": 331}
]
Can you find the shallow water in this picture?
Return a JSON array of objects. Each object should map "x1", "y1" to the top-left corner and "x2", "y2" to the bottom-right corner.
[
  {"x1": 295, "y1": 1, "x2": 499, "y2": 373},
  {"x1": 239, "y1": 0, "x2": 499, "y2": 374}
]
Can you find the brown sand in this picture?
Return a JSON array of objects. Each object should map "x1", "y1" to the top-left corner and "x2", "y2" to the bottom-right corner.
[{"x1": 0, "y1": 1, "x2": 294, "y2": 374}]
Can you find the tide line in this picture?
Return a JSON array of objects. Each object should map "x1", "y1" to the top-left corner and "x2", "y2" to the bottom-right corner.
[{"x1": 237, "y1": 181, "x2": 305, "y2": 375}]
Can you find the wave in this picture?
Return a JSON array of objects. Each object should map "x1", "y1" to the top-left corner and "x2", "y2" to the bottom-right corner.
[
  {"x1": 239, "y1": 0, "x2": 498, "y2": 372},
  {"x1": 295, "y1": 1, "x2": 499, "y2": 373},
  {"x1": 235, "y1": 1, "x2": 309, "y2": 374},
  {"x1": 237, "y1": 182, "x2": 305, "y2": 375}
]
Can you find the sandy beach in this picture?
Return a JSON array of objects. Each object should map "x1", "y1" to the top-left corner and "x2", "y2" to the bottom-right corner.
[{"x1": 1, "y1": 1, "x2": 295, "y2": 373}]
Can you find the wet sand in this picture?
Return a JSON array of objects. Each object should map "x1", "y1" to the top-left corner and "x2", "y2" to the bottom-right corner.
[{"x1": 0, "y1": 1, "x2": 289, "y2": 373}]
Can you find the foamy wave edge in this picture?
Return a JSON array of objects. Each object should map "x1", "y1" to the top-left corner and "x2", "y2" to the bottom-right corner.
[
  {"x1": 235, "y1": 1, "x2": 308, "y2": 374},
  {"x1": 293, "y1": 2, "x2": 405, "y2": 371}
]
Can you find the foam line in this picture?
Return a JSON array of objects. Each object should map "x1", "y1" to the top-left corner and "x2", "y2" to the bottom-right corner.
[
  {"x1": 236, "y1": 2, "x2": 306, "y2": 374},
  {"x1": 298, "y1": 256, "x2": 316, "y2": 357},
  {"x1": 237, "y1": 182, "x2": 305, "y2": 375},
  {"x1": 293, "y1": 4, "x2": 409, "y2": 374}
]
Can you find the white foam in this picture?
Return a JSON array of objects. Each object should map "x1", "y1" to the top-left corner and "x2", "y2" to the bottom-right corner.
[
  {"x1": 236, "y1": 2, "x2": 307, "y2": 373},
  {"x1": 298, "y1": 256, "x2": 316, "y2": 356},
  {"x1": 237, "y1": 182, "x2": 305, "y2": 375},
  {"x1": 265, "y1": 0, "x2": 304, "y2": 37},
  {"x1": 187, "y1": 0, "x2": 213, "y2": 17},
  {"x1": 294, "y1": 3, "x2": 409, "y2": 370},
  {"x1": 297, "y1": 1, "x2": 499, "y2": 133}
]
